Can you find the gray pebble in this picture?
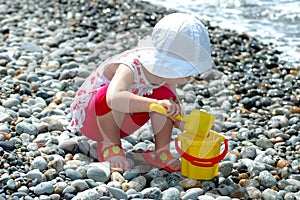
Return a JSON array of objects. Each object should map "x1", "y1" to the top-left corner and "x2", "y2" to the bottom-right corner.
[
  {"x1": 123, "y1": 169, "x2": 140, "y2": 181},
  {"x1": 71, "y1": 180, "x2": 90, "y2": 192},
  {"x1": 182, "y1": 190, "x2": 198, "y2": 200},
  {"x1": 150, "y1": 177, "x2": 169, "y2": 191},
  {"x1": 107, "y1": 186, "x2": 128, "y2": 200},
  {"x1": 241, "y1": 146, "x2": 257, "y2": 159},
  {"x1": 72, "y1": 188, "x2": 101, "y2": 200},
  {"x1": 255, "y1": 138, "x2": 274, "y2": 149},
  {"x1": 218, "y1": 161, "x2": 233, "y2": 177},
  {"x1": 65, "y1": 168, "x2": 83, "y2": 180},
  {"x1": 258, "y1": 170, "x2": 277, "y2": 188},
  {"x1": 58, "y1": 139, "x2": 78, "y2": 154},
  {"x1": 62, "y1": 186, "x2": 77, "y2": 194},
  {"x1": 162, "y1": 187, "x2": 180, "y2": 200},
  {"x1": 15, "y1": 121, "x2": 39, "y2": 136},
  {"x1": 128, "y1": 176, "x2": 147, "y2": 192},
  {"x1": 262, "y1": 188, "x2": 283, "y2": 200},
  {"x1": 26, "y1": 169, "x2": 45, "y2": 185},
  {"x1": 1, "y1": 98, "x2": 20, "y2": 108},
  {"x1": 0, "y1": 140, "x2": 16, "y2": 150},
  {"x1": 87, "y1": 162, "x2": 110, "y2": 182},
  {"x1": 141, "y1": 187, "x2": 163, "y2": 199},
  {"x1": 31, "y1": 156, "x2": 48, "y2": 171},
  {"x1": 34, "y1": 182, "x2": 54, "y2": 195}
]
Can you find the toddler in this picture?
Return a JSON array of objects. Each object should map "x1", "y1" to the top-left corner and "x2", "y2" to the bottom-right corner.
[{"x1": 69, "y1": 13, "x2": 212, "y2": 172}]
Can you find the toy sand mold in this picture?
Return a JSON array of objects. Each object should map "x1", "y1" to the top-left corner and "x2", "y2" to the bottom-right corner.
[{"x1": 150, "y1": 103, "x2": 228, "y2": 180}]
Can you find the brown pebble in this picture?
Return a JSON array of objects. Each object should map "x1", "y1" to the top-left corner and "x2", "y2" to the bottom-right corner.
[
  {"x1": 276, "y1": 159, "x2": 291, "y2": 168},
  {"x1": 0, "y1": 132, "x2": 11, "y2": 140},
  {"x1": 240, "y1": 106, "x2": 250, "y2": 114},
  {"x1": 272, "y1": 68, "x2": 279, "y2": 73},
  {"x1": 13, "y1": 86, "x2": 20, "y2": 93},
  {"x1": 233, "y1": 94, "x2": 242, "y2": 101},
  {"x1": 290, "y1": 70, "x2": 298, "y2": 75},
  {"x1": 238, "y1": 173, "x2": 249, "y2": 179},
  {"x1": 275, "y1": 174, "x2": 281, "y2": 181},
  {"x1": 65, "y1": 154, "x2": 73, "y2": 161},
  {"x1": 22, "y1": 96, "x2": 31, "y2": 102},
  {"x1": 44, "y1": 106, "x2": 54, "y2": 111},
  {"x1": 290, "y1": 106, "x2": 300, "y2": 114},
  {"x1": 271, "y1": 186, "x2": 279, "y2": 191},
  {"x1": 239, "y1": 179, "x2": 247, "y2": 187},
  {"x1": 260, "y1": 83, "x2": 269, "y2": 89},
  {"x1": 53, "y1": 99, "x2": 62, "y2": 104},
  {"x1": 53, "y1": 188, "x2": 60, "y2": 194},
  {"x1": 35, "y1": 142, "x2": 46, "y2": 148},
  {"x1": 273, "y1": 137, "x2": 284, "y2": 143},
  {"x1": 111, "y1": 167, "x2": 124, "y2": 174}
]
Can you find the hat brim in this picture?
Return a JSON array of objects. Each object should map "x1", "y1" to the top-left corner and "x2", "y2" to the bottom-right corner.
[{"x1": 133, "y1": 47, "x2": 211, "y2": 79}]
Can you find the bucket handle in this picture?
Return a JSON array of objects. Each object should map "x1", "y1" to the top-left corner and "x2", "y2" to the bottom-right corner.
[{"x1": 175, "y1": 137, "x2": 228, "y2": 167}]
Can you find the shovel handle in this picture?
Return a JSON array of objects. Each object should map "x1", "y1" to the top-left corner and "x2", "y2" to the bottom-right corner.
[
  {"x1": 149, "y1": 103, "x2": 182, "y2": 121},
  {"x1": 175, "y1": 137, "x2": 228, "y2": 167}
]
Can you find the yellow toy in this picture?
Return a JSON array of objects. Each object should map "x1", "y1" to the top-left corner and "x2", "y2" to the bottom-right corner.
[{"x1": 150, "y1": 103, "x2": 228, "y2": 180}]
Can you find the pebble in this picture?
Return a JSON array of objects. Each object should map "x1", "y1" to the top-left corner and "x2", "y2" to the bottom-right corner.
[
  {"x1": 219, "y1": 161, "x2": 233, "y2": 177},
  {"x1": 182, "y1": 190, "x2": 198, "y2": 200},
  {"x1": 162, "y1": 187, "x2": 181, "y2": 200},
  {"x1": 72, "y1": 187, "x2": 101, "y2": 200},
  {"x1": 65, "y1": 168, "x2": 83, "y2": 180},
  {"x1": 123, "y1": 169, "x2": 140, "y2": 181},
  {"x1": 87, "y1": 162, "x2": 111, "y2": 182},
  {"x1": 31, "y1": 156, "x2": 48, "y2": 171},
  {"x1": 258, "y1": 170, "x2": 277, "y2": 188},
  {"x1": 141, "y1": 187, "x2": 163, "y2": 199},
  {"x1": 150, "y1": 177, "x2": 169, "y2": 191},
  {"x1": 26, "y1": 169, "x2": 46, "y2": 185},
  {"x1": 126, "y1": 175, "x2": 147, "y2": 192},
  {"x1": 33, "y1": 181, "x2": 55, "y2": 195},
  {"x1": 15, "y1": 121, "x2": 39, "y2": 136},
  {"x1": 107, "y1": 186, "x2": 128, "y2": 200},
  {"x1": 179, "y1": 178, "x2": 201, "y2": 189},
  {"x1": 71, "y1": 180, "x2": 90, "y2": 192}
]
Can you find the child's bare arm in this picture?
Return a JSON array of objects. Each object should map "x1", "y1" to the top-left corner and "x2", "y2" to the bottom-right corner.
[
  {"x1": 106, "y1": 64, "x2": 157, "y2": 113},
  {"x1": 106, "y1": 64, "x2": 183, "y2": 116}
]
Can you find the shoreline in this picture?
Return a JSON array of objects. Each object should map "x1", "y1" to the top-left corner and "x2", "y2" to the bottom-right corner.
[
  {"x1": 139, "y1": 0, "x2": 300, "y2": 65},
  {"x1": 0, "y1": 0, "x2": 299, "y2": 199}
]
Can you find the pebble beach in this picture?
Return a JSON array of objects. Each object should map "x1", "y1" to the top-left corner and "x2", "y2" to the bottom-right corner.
[{"x1": 0, "y1": 0, "x2": 300, "y2": 199}]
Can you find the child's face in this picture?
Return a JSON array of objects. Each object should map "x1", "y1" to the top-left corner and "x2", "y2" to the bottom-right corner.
[{"x1": 163, "y1": 76, "x2": 191, "y2": 85}]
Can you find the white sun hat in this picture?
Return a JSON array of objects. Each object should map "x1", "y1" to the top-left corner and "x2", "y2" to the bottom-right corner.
[{"x1": 136, "y1": 12, "x2": 212, "y2": 79}]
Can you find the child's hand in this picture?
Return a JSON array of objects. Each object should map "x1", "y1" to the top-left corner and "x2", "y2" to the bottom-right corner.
[{"x1": 156, "y1": 99, "x2": 184, "y2": 120}]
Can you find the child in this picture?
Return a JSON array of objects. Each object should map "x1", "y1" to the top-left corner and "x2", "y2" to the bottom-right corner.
[{"x1": 69, "y1": 13, "x2": 212, "y2": 171}]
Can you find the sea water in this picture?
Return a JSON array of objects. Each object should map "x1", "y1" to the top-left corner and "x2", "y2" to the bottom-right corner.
[{"x1": 140, "y1": 0, "x2": 300, "y2": 63}]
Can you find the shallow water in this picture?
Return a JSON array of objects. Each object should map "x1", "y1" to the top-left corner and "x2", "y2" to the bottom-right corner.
[{"x1": 141, "y1": 0, "x2": 300, "y2": 63}]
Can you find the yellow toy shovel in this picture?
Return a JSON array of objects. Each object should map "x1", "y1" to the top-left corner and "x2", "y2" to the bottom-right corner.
[{"x1": 150, "y1": 103, "x2": 216, "y2": 138}]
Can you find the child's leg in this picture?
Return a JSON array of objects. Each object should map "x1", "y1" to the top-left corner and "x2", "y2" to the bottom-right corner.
[
  {"x1": 82, "y1": 85, "x2": 150, "y2": 170},
  {"x1": 96, "y1": 111, "x2": 131, "y2": 170},
  {"x1": 150, "y1": 112, "x2": 181, "y2": 171},
  {"x1": 146, "y1": 85, "x2": 181, "y2": 171}
]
